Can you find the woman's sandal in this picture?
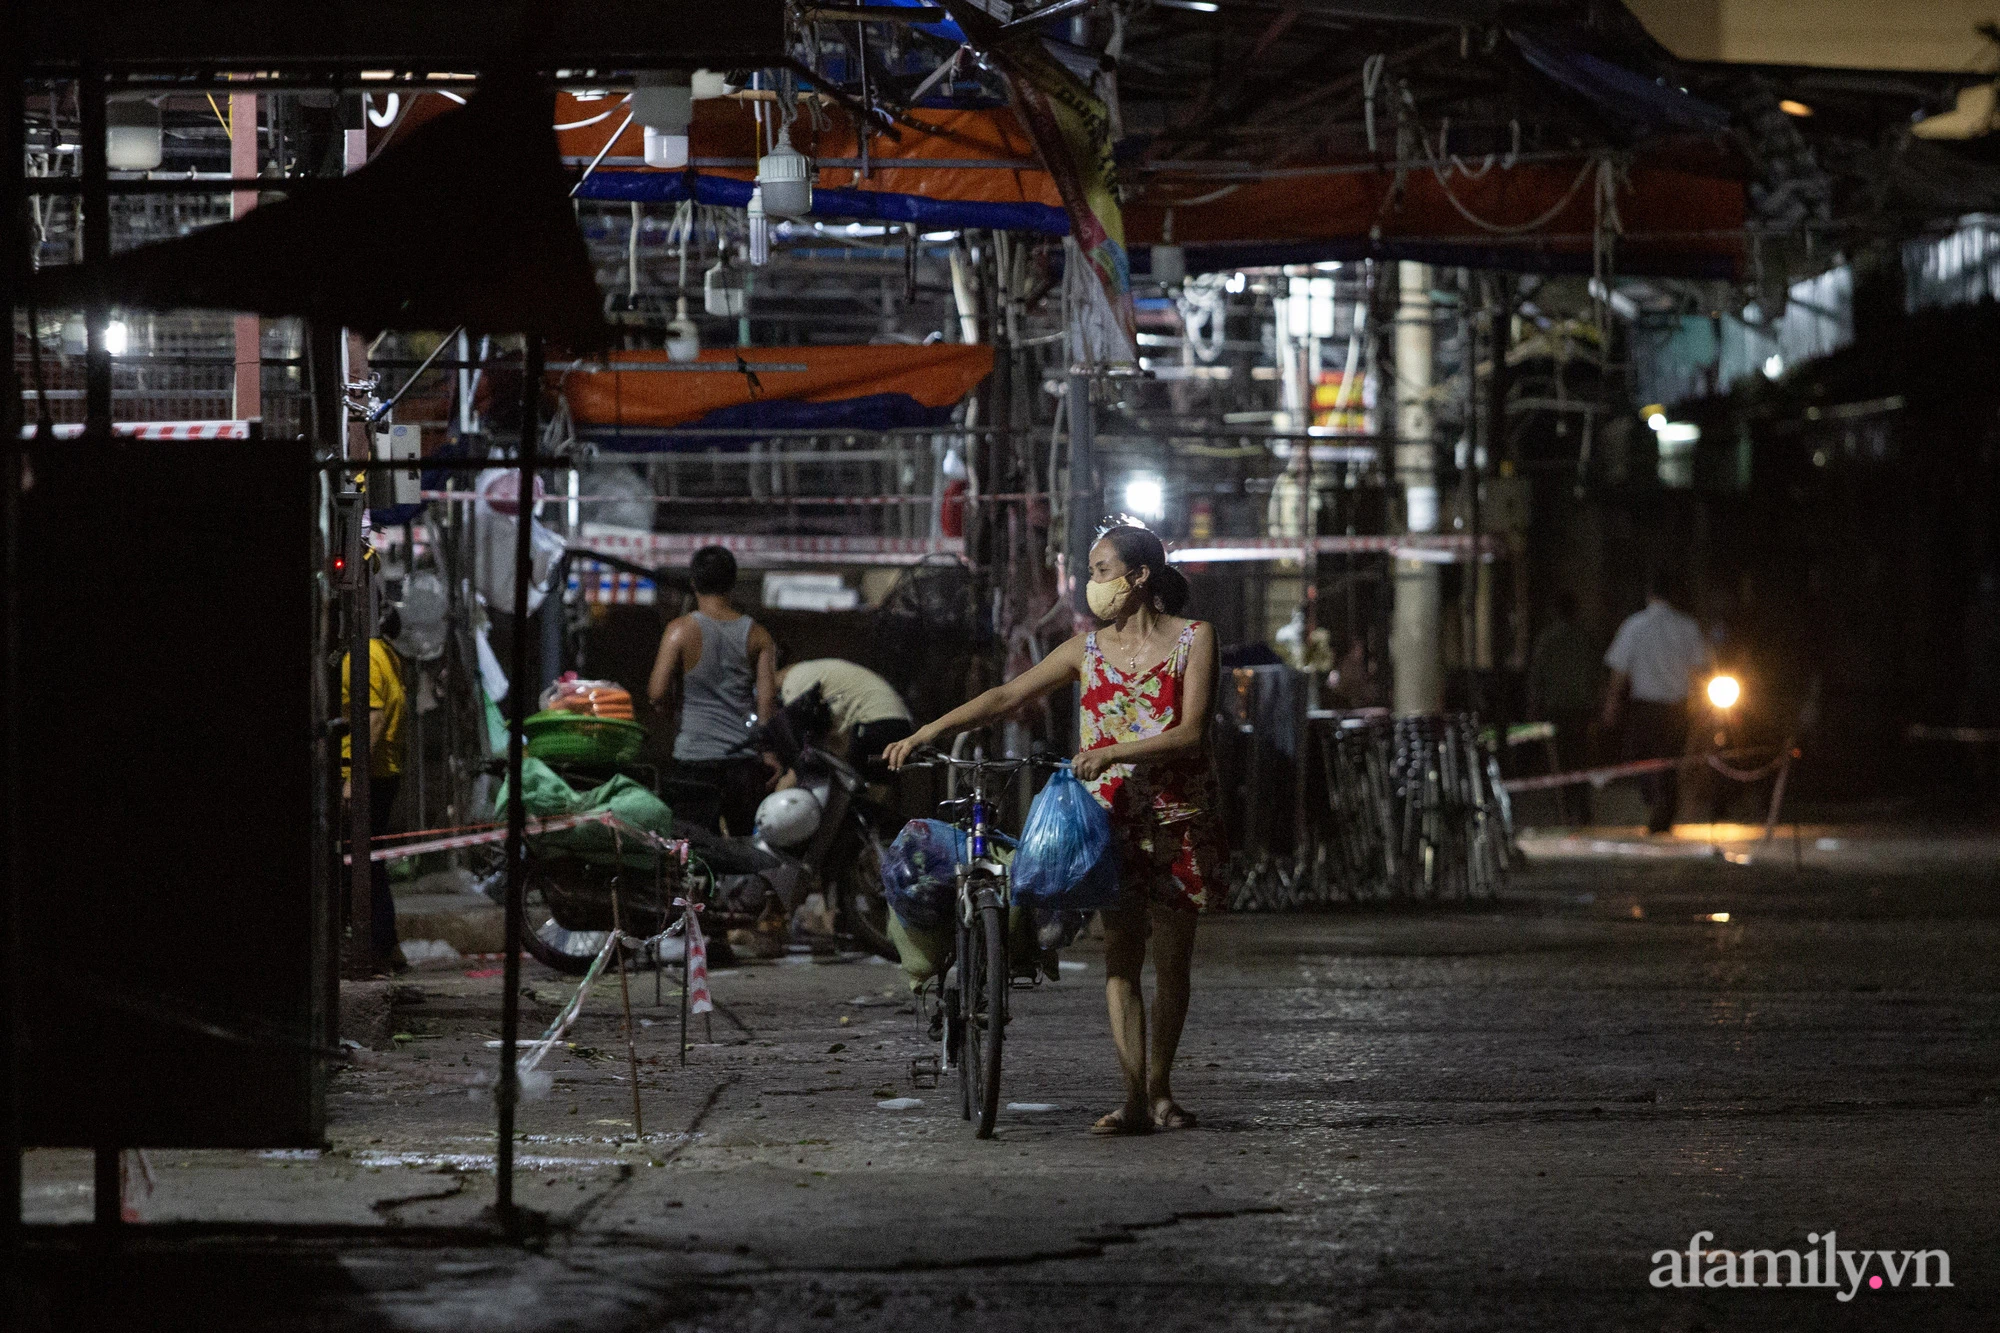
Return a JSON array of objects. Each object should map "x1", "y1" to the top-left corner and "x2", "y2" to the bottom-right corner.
[
  {"x1": 1090, "y1": 1107, "x2": 1154, "y2": 1136},
  {"x1": 1152, "y1": 1100, "x2": 1198, "y2": 1130}
]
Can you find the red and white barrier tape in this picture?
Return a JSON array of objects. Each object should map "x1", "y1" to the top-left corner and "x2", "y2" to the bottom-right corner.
[
  {"x1": 675, "y1": 898, "x2": 713, "y2": 1016},
  {"x1": 348, "y1": 812, "x2": 687, "y2": 864},
  {"x1": 1502, "y1": 747, "x2": 1783, "y2": 794},
  {"x1": 1905, "y1": 723, "x2": 2000, "y2": 744},
  {"x1": 19, "y1": 419, "x2": 253, "y2": 440},
  {"x1": 484, "y1": 930, "x2": 621, "y2": 1072},
  {"x1": 423, "y1": 491, "x2": 1047, "y2": 506},
  {"x1": 1168, "y1": 534, "x2": 1503, "y2": 564},
  {"x1": 578, "y1": 526, "x2": 965, "y2": 566}
]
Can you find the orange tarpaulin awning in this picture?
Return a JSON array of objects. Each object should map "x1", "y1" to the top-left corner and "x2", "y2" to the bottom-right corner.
[{"x1": 562, "y1": 343, "x2": 995, "y2": 431}]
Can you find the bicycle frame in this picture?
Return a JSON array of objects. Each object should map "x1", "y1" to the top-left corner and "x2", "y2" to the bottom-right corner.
[
  {"x1": 900, "y1": 747, "x2": 1031, "y2": 1087},
  {"x1": 954, "y1": 760, "x2": 1013, "y2": 920}
]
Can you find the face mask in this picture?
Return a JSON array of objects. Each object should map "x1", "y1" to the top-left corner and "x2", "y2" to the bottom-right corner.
[{"x1": 1085, "y1": 575, "x2": 1131, "y2": 619}]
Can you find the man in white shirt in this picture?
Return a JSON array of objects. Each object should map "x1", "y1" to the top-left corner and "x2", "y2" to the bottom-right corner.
[{"x1": 1602, "y1": 571, "x2": 1713, "y2": 833}]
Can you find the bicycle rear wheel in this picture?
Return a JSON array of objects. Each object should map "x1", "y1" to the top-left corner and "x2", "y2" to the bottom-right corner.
[{"x1": 957, "y1": 892, "x2": 1007, "y2": 1139}]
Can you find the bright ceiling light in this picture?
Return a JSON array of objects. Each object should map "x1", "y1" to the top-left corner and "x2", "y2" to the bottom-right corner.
[
  {"x1": 1647, "y1": 411, "x2": 1668, "y2": 431},
  {"x1": 1157, "y1": 0, "x2": 1220, "y2": 10},
  {"x1": 1778, "y1": 99, "x2": 1813, "y2": 117},
  {"x1": 1763, "y1": 353, "x2": 1784, "y2": 379},
  {"x1": 103, "y1": 320, "x2": 129, "y2": 356},
  {"x1": 1707, "y1": 674, "x2": 1741, "y2": 709},
  {"x1": 1123, "y1": 474, "x2": 1165, "y2": 521}
]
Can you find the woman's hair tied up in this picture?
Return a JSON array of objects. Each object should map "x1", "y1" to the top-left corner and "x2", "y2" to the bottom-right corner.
[{"x1": 1098, "y1": 524, "x2": 1190, "y2": 615}]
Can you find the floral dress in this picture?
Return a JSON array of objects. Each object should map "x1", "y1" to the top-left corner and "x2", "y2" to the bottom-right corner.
[{"x1": 1079, "y1": 621, "x2": 1227, "y2": 913}]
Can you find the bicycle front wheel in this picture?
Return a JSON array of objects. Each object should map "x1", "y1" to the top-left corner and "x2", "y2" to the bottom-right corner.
[{"x1": 958, "y1": 895, "x2": 1007, "y2": 1139}]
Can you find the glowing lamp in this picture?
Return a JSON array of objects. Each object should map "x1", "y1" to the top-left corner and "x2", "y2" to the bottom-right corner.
[
  {"x1": 1123, "y1": 474, "x2": 1165, "y2": 521},
  {"x1": 1707, "y1": 674, "x2": 1741, "y2": 709}
]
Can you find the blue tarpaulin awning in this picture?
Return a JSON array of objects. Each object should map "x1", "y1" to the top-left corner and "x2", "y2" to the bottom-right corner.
[{"x1": 572, "y1": 170, "x2": 1069, "y2": 236}]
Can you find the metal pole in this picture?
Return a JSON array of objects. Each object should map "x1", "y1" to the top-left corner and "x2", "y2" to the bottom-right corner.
[
  {"x1": 81, "y1": 66, "x2": 111, "y2": 443},
  {"x1": 496, "y1": 333, "x2": 543, "y2": 1231},
  {"x1": 1763, "y1": 744, "x2": 1795, "y2": 843},
  {"x1": 1391, "y1": 261, "x2": 1442, "y2": 716},
  {"x1": 1, "y1": 36, "x2": 26, "y2": 1297},
  {"x1": 93, "y1": 1147, "x2": 121, "y2": 1230},
  {"x1": 610, "y1": 885, "x2": 643, "y2": 1136},
  {"x1": 346, "y1": 491, "x2": 373, "y2": 970},
  {"x1": 405, "y1": 520, "x2": 423, "y2": 830},
  {"x1": 1462, "y1": 270, "x2": 1485, "y2": 719},
  {"x1": 679, "y1": 924, "x2": 690, "y2": 1067},
  {"x1": 1065, "y1": 371, "x2": 1096, "y2": 598}
]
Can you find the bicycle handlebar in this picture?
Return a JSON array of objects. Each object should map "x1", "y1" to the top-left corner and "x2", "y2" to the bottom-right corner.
[{"x1": 898, "y1": 746, "x2": 1068, "y2": 773}]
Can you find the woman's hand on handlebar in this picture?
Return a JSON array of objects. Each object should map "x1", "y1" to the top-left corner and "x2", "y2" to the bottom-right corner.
[{"x1": 882, "y1": 731, "x2": 934, "y2": 771}]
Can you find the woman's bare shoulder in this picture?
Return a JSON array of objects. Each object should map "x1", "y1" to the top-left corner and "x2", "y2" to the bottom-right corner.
[{"x1": 1049, "y1": 630, "x2": 1090, "y2": 663}]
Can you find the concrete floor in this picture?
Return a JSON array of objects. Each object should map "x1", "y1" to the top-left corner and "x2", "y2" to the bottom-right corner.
[{"x1": 19, "y1": 840, "x2": 2000, "y2": 1331}]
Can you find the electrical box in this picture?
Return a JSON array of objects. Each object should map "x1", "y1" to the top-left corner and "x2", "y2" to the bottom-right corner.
[{"x1": 377, "y1": 422, "x2": 423, "y2": 506}]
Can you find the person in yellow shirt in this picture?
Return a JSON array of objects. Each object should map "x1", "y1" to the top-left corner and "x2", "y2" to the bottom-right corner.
[
  {"x1": 342, "y1": 615, "x2": 407, "y2": 973},
  {"x1": 778, "y1": 657, "x2": 913, "y2": 760}
]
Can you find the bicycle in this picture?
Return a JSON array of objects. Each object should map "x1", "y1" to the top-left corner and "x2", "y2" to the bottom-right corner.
[{"x1": 896, "y1": 746, "x2": 1061, "y2": 1139}]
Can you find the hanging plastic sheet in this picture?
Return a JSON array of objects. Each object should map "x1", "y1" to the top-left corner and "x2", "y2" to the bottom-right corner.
[{"x1": 471, "y1": 468, "x2": 566, "y2": 615}]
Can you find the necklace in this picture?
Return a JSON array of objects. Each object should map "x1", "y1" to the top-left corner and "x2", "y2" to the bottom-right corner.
[{"x1": 1120, "y1": 625, "x2": 1149, "y2": 676}]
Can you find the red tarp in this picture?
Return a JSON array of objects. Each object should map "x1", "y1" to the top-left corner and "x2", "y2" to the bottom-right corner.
[{"x1": 1125, "y1": 160, "x2": 1745, "y2": 273}]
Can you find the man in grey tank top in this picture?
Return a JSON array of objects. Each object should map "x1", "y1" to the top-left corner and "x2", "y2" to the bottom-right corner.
[{"x1": 648, "y1": 546, "x2": 780, "y2": 835}]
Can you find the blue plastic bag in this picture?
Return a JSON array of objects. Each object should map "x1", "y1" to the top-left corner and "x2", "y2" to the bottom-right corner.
[
  {"x1": 881, "y1": 819, "x2": 964, "y2": 931},
  {"x1": 1010, "y1": 768, "x2": 1120, "y2": 910}
]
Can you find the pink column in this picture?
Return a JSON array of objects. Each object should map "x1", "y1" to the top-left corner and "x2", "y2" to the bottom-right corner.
[{"x1": 229, "y1": 93, "x2": 260, "y2": 423}]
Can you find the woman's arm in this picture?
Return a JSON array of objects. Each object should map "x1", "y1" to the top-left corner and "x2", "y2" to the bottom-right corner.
[
  {"x1": 883, "y1": 633, "x2": 1086, "y2": 768},
  {"x1": 1073, "y1": 622, "x2": 1217, "y2": 780}
]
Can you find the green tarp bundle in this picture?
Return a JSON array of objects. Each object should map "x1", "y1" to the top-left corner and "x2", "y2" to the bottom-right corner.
[{"x1": 494, "y1": 757, "x2": 674, "y2": 868}]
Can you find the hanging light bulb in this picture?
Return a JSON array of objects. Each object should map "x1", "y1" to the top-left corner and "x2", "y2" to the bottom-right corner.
[
  {"x1": 756, "y1": 126, "x2": 813, "y2": 219},
  {"x1": 746, "y1": 186, "x2": 771, "y2": 266},
  {"x1": 632, "y1": 71, "x2": 692, "y2": 169},
  {"x1": 704, "y1": 260, "x2": 745, "y2": 317},
  {"x1": 666, "y1": 296, "x2": 701, "y2": 362},
  {"x1": 643, "y1": 125, "x2": 689, "y2": 169}
]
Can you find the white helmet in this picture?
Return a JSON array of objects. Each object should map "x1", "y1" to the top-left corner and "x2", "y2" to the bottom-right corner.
[{"x1": 754, "y1": 787, "x2": 823, "y2": 849}]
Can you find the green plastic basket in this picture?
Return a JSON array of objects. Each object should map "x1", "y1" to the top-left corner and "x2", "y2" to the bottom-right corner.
[{"x1": 521, "y1": 710, "x2": 647, "y2": 766}]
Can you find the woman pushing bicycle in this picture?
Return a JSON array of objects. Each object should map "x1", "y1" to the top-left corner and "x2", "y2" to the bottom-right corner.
[{"x1": 885, "y1": 523, "x2": 1224, "y2": 1135}]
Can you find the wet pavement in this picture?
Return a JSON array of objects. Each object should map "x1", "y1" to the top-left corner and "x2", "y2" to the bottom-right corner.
[{"x1": 20, "y1": 840, "x2": 2000, "y2": 1331}]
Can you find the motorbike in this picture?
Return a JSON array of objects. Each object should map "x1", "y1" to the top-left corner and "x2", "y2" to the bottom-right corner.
[
  {"x1": 720, "y1": 683, "x2": 896, "y2": 960},
  {"x1": 504, "y1": 683, "x2": 895, "y2": 973}
]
